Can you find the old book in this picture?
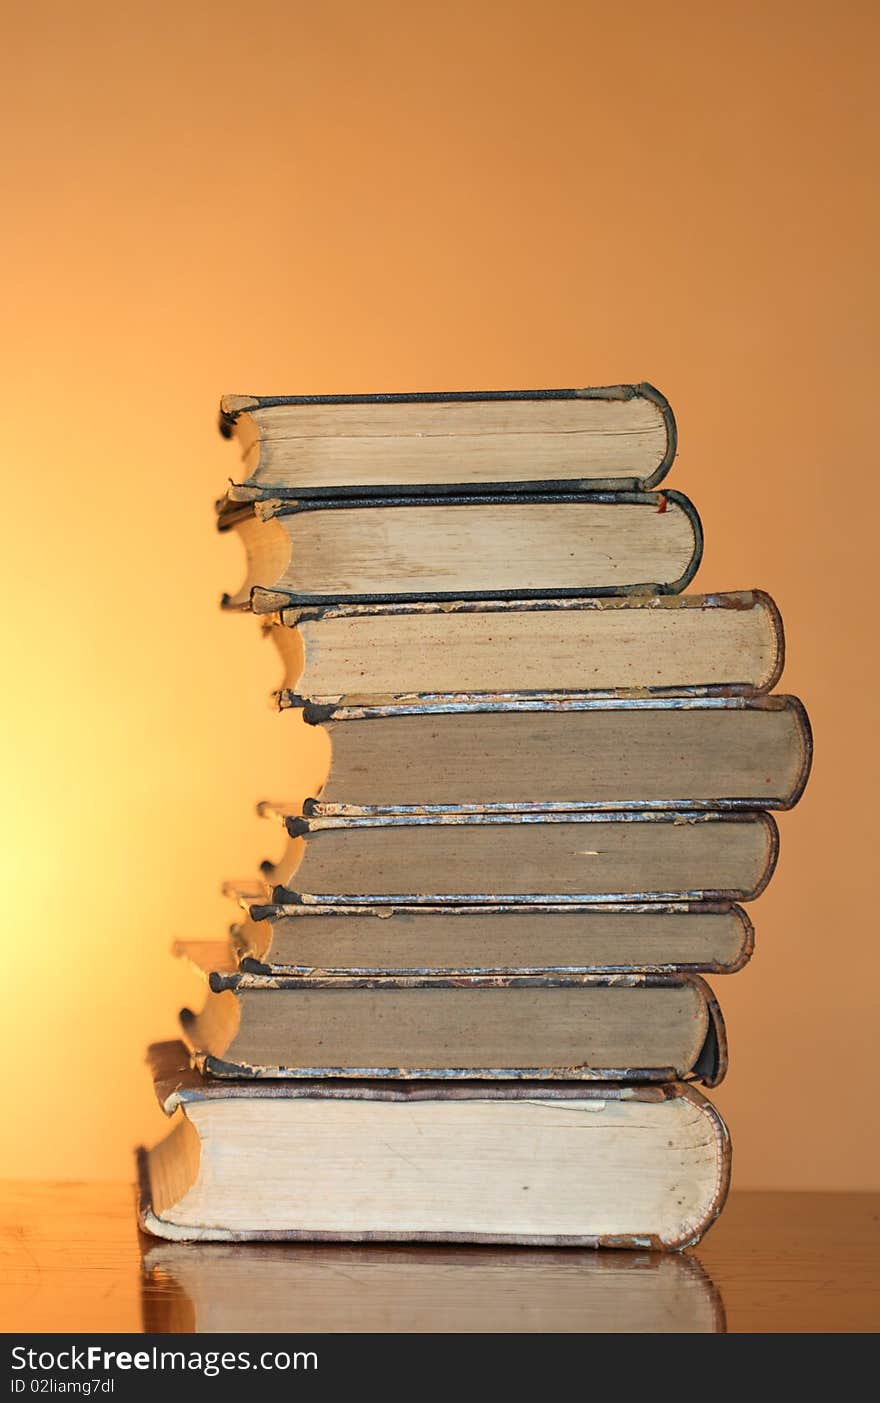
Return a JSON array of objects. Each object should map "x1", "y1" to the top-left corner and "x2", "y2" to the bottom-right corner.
[
  {"x1": 258, "y1": 807, "x2": 778, "y2": 904},
  {"x1": 138, "y1": 1041, "x2": 729, "y2": 1246},
  {"x1": 219, "y1": 491, "x2": 702, "y2": 609},
  {"x1": 295, "y1": 695, "x2": 811, "y2": 815},
  {"x1": 178, "y1": 963, "x2": 726, "y2": 1083},
  {"x1": 218, "y1": 892, "x2": 753, "y2": 976},
  {"x1": 218, "y1": 384, "x2": 676, "y2": 498},
  {"x1": 141, "y1": 1239, "x2": 724, "y2": 1333},
  {"x1": 268, "y1": 590, "x2": 785, "y2": 704}
]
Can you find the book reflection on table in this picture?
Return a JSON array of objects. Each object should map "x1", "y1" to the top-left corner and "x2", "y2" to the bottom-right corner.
[{"x1": 140, "y1": 1239, "x2": 725, "y2": 1334}]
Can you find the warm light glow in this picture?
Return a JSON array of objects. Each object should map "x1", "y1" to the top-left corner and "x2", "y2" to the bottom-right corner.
[{"x1": 1, "y1": 0, "x2": 876, "y2": 1188}]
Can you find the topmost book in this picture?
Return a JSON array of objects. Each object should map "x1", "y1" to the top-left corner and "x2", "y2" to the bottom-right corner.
[{"x1": 218, "y1": 384, "x2": 676, "y2": 499}]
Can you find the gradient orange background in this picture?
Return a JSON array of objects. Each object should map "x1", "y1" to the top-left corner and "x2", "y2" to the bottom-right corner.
[{"x1": 2, "y1": 0, "x2": 877, "y2": 1187}]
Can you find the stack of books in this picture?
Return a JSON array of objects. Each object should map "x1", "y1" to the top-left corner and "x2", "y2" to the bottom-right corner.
[{"x1": 139, "y1": 385, "x2": 811, "y2": 1251}]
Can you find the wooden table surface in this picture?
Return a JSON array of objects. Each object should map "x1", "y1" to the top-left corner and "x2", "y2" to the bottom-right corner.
[{"x1": 1, "y1": 1184, "x2": 877, "y2": 1333}]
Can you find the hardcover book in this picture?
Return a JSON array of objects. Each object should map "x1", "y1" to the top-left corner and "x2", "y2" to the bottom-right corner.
[
  {"x1": 292, "y1": 694, "x2": 811, "y2": 815},
  {"x1": 139, "y1": 1041, "x2": 729, "y2": 1248},
  {"x1": 218, "y1": 384, "x2": 676, "y2": 498},
  {"x1": 259, "y1": 807, "x2": 779, "y2": 904},
  {"x1": 220, "y1": 891, "x2": 754, "y2": 976},
  {"x1": 178, "y1": 965, "x2": 726, "y2": 1084},
  {"x1": 267, "y1": 590, "x2": 785, "y2": 703},
  {"x1": 219, "y1": 491, "x2": 702, "y2": 609}
]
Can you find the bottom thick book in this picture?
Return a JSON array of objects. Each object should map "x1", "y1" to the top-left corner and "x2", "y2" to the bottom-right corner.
[{"x1": 139, "y1": 1042, "x2": 730, "y2": 1249}]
